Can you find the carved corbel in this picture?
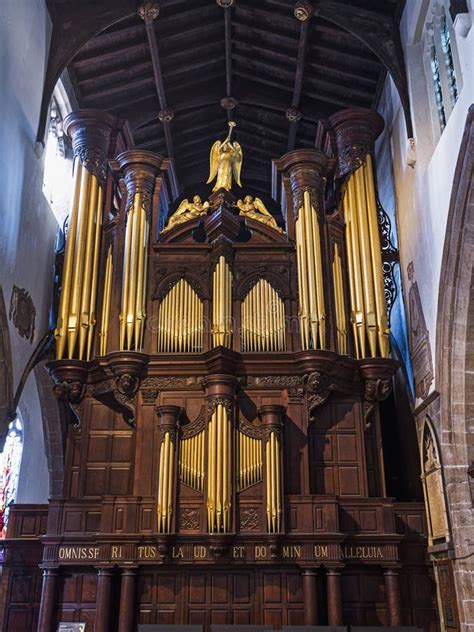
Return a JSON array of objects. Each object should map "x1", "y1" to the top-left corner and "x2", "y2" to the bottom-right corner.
[
  {"x1": 48, "y1": 360, "x2": 89, "y2": 429},
  {"x1": 304, "y1": 370, "x2": 337, "y2": 417},
  {"x1": 362, "y1": 378, "x2": 392, "y2": 425},
  {"x1": 358, "y1": 358, "x2": 398, "y2": 425}
]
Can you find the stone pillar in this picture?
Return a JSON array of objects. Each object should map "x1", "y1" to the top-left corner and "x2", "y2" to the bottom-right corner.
[
  {"x1": 117, "y1": 567, "x2": 137, "y2": 632},
  {"x1": 327, "y1": 567, "x2": 344, "y2": 625},
  {"x1": 259, "y1": 404, "x2": 285, "y2": 534},
  {"x1": 116, "y1": 149, "x2": 166, "y2": 352},
  {"x1": 384, "y1": 567, "x2": 402, "y2": 626},
  {"x1": 155, "y1": 405, "x2": 181, "y2": 533},
  {"x1": 37, "y1": 568, "x2": 58, "y2": 632},
  {"x1": 94, "y1": 567, "x2": 114, "y2": 632},
  {"x1": 274, "y1": 149, "x2": 334, "y2": 352},
  {"x1": 302, "y1": 569, "x2": 318, "y2": 625}
]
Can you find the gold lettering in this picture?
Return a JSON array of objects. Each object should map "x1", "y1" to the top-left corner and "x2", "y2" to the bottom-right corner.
[
  {"x1": 193, "y1": 546, "x2": 206, "y2": 559},
  {"x1": 111, "y1": 546, "x2": 123, "y2": 559},
  {"x1": 138, "y1": 546, "x2": 156, "y2": 559},
  {"x1": 255, "y1": 546, "x2": 267, "y2": 559},
  {"x1": 172, "y1": 546, "x2": 184, "y2": 559},
  {"x1": 314, "y1": 545, "x2": 329, "y2": 559},
  {"x1": 233, "y1": 546, "x2": 245, "y2": 559},
  {"x1": 282, "y1": 546, "x2": 301, "y2": 559},
  {"x1": 376, "y1": 547, "x2": 383, "y2": 558},
  {"x1": 340, "y1": 545, "x2": 384, "y2": 560}
]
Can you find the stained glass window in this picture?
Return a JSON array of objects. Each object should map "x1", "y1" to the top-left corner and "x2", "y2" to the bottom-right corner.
[
  {"x1": 0, "y1": 417, "x2": 23, "y2": 540},
  {"x1": 440, "y1": 14, "x2": 459, "y2": 106},
  {"x1": 430, "y1": 43, "x2": 447, "y2": 131}
]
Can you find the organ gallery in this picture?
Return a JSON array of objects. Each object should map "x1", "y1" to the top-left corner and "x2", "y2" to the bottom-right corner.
[{"x1": 0, "y1": 105, "x2": 439, "y2": 631}]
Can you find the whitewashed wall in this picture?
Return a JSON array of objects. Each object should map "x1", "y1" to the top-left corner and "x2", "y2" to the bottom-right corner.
[
  {"x1": 0, "y1": 0, "x2": 56, "y2": 503},
  {"x1": 377, "y1": 0, "x2": 474, "y2": 406}
]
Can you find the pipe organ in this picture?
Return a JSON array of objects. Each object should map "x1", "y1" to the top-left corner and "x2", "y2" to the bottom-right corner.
[
  {"x1": 240, "y1": 278, "x2": 286, "y2": 352},
  {"x1": 8, "y1": 107, "x2": 434, "y2": 632}
]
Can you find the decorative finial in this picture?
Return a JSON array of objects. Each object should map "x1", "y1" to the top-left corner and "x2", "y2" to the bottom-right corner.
[
  {"x1": 294, "y1": 0, "x2": 314, "y2": 21},
  {"x1": 216, "y1": 0, "x2": 235, "y2": 6},
  {"x1": 138, "y1": 2, "x2": 160, "y2": 20}
]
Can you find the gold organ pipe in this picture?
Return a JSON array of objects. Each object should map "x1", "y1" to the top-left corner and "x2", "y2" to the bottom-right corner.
[
  {"x1": 68, "y1": 167, "x2": 92, "y2": 356},
  {"x1": 346, "y1": 177, "x2": 366, "y2": 357},
  {"x1": 310, "y1": 197, "x2": 326, "y2": 348},
  {"x1": 265, "y1": 436, "x2": 271, "y2": 532},
  {"x1": 78, "y1": 175, "x2": 99, "y2": 359},
  {"x1": 56, "y1": 160, "x2": 82, "y2": 359},
  {"x1": 157, "y1": 432, "x2": 165, "y2": 531},
  {"x1": 298, "y1": 209, "x2": 310, "y2": 350},
  {"x1": 158, "y1": 281, "x2": 203, "y2": 353},
  {"x1": 364, "y1": 155, "x2": 390, "y2": 357},
  {"x1": 354, "y1": 166, "x2": 377, "y2": 356},
  {"x1": 344, "y1": 205, "x2": 360, "y2": 359},
  {"x1": 333, "y1": 243, "x2": 347, "y2": 355},
  {"x1": 160, "y1": 432, "x2": 170, "y2": 531},
  {"x1": 134, "y1": 203, "x2": 146, "y2": 348},
  {"x1": 99, "y1": 246, "x2": 113, "y2": 356},
  {"x1": 304, "y1": 191, "x2": 319, "y2": 348},
  {"x1": 86, "y1": 185, "x2": 103, "y2": 361},
  {"x1": 241, "y1": 281, "x2": 286, "y2": 352},
  {"x1": 120, "y1": 202, "x2": 133, "y2": 350},
  {"x1": 126, "y1": 193, "x2": 141, "y2": 350},
  {"x1": 139, "y1": 219, "x2": 150, "y2": 349},
  {"x1": 167, "y1": 440, "x2": 174, "y2": 532},
  {"x1": 216, "y1": 405, "x2": 223, "y2": 527}
]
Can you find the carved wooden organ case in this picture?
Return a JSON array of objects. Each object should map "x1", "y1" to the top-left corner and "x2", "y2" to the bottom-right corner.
[{"x1": 36, "y1": 107, "x2": 434, "y2": 630}]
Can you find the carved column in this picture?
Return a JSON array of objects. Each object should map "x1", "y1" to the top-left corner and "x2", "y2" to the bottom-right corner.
[
  {"x1": 384, "y1": 567, "x2": 402, "y2": 626},
  {"x1": 56, "y1": 110, "x2": 120, "y2": 361},
  {"x1": 302, "y1": 569, "x2": 318, "y2": 625},
  {"x1": 329, "y1": 108, "x2": 390, "y2": 360},
  {"x1": 327, "y1": 567, "x2": 344, "y2": 625},
  {"x1": 275, "y1": 150, "x2": 334, "y2": 352},
  {"x1": 94, "y1": 567, "x2": 114, "y2": 632},
  {"x1": 116, "y1": 150, "x2": 165, "y2": 352},
  {"x1": 259, "y1": 404, "x2": 285, "y2": 534},
  {"x1": 155, "y1": 405, "x2": 181, "y2": 533},
  {"x1": 117, "y1": 567, "x2": 137, "y2": 632},
  {"x1": 202, "y1": 367, "x2": 239, "y2": 534},
  {"x1": 37, "y1": 568, "x2": 58, "y2": 632}
]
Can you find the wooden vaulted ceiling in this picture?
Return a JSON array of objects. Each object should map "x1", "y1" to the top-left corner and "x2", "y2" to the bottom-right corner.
[{"x1": 45, "y1": 0, "x2": 407, "y2": 199}]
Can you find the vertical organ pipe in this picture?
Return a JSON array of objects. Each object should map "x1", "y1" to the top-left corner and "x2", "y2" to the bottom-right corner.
[
  {"x1": 56, "y1": 110, "x2": 118, "y2": 361},
  {"x1": 99, "y1": 246, "x2": 113, "y2": 356},
  {"x1": 117, "y1": 150, "x2": 164, "y2": 352},
  {"x1": 343, "y1": 161, "x2": 390, "y2": 358},
  {"x1": 329, "y1": 108, "x2": 389, "y2": 359},
  {"x1": 259, "y1": 405, "x2": 285, "y2": 534},
  {"x1": 237, "y1": 431, "x2": 263, "y2": 491},
  {"x1": 240, "y1": 279, "x2": 286, "y2": 352},
  {"x1": 332, "y1": 243, "x2": 347, "y2": 355},
  {"x1": 212, "y1": 256, "x2": 233, "y2": 348},
  {"x1": 295, "y1": 190, "x2": 326, "y2": 350},
  {"x1": 156, "y1": 406, "x2": 180, "y2": 534},
  {"x1": 157, "y1": 279, "x2": 203, "y2": 352},
  {"x1": 207, "y1": 403, "x2": 232, "y2": 533}
]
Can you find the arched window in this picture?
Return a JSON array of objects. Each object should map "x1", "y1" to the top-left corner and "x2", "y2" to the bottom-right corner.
[
  {"x1": 420, "y1": 418, "x2": 449, "y2": 545},
  {"x1": 42, "y1": 90, "x2": 73, "y2": 227},
  {"x1": 0, "y1": 416, "x2": 23, "y2": 539},
  {"x1": 423, "y1": 3, "x2": 463, "y2": 137}
]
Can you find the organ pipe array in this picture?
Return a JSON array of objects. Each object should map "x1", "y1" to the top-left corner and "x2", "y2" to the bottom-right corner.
[
  {"x1": 98, "y1": 246, "x2": 113, "y2": 356},
  {"x1": 207, "y1": 403, "x2": 232, "y2": 533},
  {"x1": 156, "y1": 430, "x2": 176, "y2": 533},
  {"x1": 265, "y1": 431, "x2": 282, "y2": 533},
  {"x1": 295, "y1": 190, "x2": 326, "y2": 350},
  {"x1": 241, "y1": 279, "x2": 286, "y2": 352},
  {"x1": 179, "y1": 430, "x2": 205, "y2": 491},
  {"x1": 56, "y1": 159, "x2": 104, "y2": 360},
  {"x1": 157, "y1": 279, "x2": 203, "y2": 353},
  {"x1": 212, "y1": 255, "x2": 233, "y2": 348},
  {"x1": 332, "y1": 243, "x2": 348, "y2": 355},
  {"x1": 119, "y1": 191, "x2": 150, "y2": 351},
  {"x1": 343, "y1": 154, "x2": 389, "y2": 358},
  {"x1": 238, "y1": 431, "x2": 263, "y2": 491}
]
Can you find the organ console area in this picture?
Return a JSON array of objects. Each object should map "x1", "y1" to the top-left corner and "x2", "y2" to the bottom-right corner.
[{"x1": 1, "y1": 107, "x2": 436, "y2": 632}]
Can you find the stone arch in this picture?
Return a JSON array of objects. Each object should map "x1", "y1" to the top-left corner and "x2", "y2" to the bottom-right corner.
[
  {"x1": 0, "y1": 286, "x2": 13, "y2": 451},
  {"x1": 435, "y1": 105, "x2": 474, "y2": 625}
]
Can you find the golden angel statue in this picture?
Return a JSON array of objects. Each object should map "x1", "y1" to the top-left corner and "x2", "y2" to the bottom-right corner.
[
  {"x1": 163, "y1": 195, "x2": 210, "y2": 232},
  {"x1": 236, "y1": 195, "x2": 282, "y2": 232},
  {"x1": 207, "y1": 121, "x2": 242, "y2": 192}
]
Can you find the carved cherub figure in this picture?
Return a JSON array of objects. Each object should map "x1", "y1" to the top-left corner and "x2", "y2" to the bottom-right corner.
[
  {"x1": 163, "y1": 195, "x2": 210, "y2": 232},
  {"x1": 236, "y1": 195, "x2": 282, "y2": 232}
]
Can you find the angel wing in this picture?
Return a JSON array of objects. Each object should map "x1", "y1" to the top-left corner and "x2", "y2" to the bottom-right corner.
[
  {"x1": 174, "y1": 198, "x2": 191, "y2": 216},
  {"x1": 231, "y1": 141, "x2": 242, "y2": 187},
  {"x1": 236, "y1": 198, "x2": 245, "y2": 212},
  {"x1": 207, "y1": 141, "x2": 221, "y2": 184},
  {"x1": 253, "y1": 197, "x2": 273, "y2": 217}
]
